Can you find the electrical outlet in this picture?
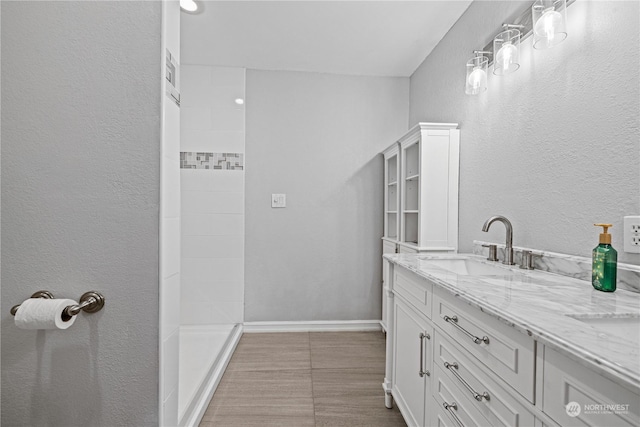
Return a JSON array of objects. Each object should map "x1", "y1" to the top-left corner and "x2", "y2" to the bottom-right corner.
[{"x1": 623, "y1": 216, "x2": 640, "y2": 253}]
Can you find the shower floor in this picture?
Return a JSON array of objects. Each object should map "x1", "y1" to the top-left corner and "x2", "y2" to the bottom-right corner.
[{"x1": 178, "y1": 324, "x2": 237, "y2": 422}]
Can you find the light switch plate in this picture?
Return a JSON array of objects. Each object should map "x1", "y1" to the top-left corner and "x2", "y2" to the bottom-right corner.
[
  {"x1": 272, "y1": 194, "x2": 286, "y2": 208},
  {"x1": 623, "y1": 215, "x2": 640, "y2": 253}
]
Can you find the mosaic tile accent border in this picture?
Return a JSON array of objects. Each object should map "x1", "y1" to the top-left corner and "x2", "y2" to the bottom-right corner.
[{"x1": 180, "y1": 152, "x2": 244, "y2": 170}]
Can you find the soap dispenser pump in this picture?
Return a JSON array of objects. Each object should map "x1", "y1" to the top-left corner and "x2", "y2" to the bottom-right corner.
[{"x1": 592, "y1": 223, "x2": 617, "y2": 292}]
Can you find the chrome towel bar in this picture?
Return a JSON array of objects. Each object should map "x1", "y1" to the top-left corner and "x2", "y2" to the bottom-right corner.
[{"x1": 10, "y1": 290, "x2": 105, "y2": 319}]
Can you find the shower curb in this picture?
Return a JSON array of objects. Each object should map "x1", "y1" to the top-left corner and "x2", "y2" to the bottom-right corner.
[{"x1": 179, "y1": 324, "x2": 243, "y2": 427}]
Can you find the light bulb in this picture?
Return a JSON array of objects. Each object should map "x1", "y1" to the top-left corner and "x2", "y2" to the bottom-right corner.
[
  {"x1": 180, "y1": 0, "x2": 198, "y2": 12},
  {"x1": 467, "y1": 68, "x2": 487, "y2": 92},
  {"x1": 465, "y1": 55, "x2": 488, "y2": 95},
  {"x1": 535, "y1": 9, "x2": 562, "y2": 41},
  {"x1": 235, "y1": 98, "x2": 244, "y2": 105},
  {"x1": 496, "y1": 43, "x2": 518, "y2": 74}
]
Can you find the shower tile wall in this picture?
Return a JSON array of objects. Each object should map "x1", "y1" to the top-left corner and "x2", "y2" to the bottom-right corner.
[{"x1": 180, "y1": 65, "x2": 245, "y2": 325}]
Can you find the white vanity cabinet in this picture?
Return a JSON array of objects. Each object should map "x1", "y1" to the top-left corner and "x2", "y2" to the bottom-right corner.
[
  {"x1": 385, "y1": 261, "x2": 640, "y2": 427},
  {"x1": 385, "y1": 264, "x2": 536, "y2": 427}
]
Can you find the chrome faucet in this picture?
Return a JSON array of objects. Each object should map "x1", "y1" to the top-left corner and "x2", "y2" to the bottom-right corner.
[{"x1": 482, "y1": 216, "x2": 515, "y2": 265}]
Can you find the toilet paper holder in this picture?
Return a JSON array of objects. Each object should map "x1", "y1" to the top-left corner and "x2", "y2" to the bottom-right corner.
[{"x1": 10, "y1": 290, "x2": 106, "y2": 320}]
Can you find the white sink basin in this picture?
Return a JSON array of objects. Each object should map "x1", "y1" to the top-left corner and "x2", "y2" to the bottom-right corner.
[
  {"x1": 420, "y1": 258, "x2": 517, "y2": 276},
  {"x1": 566, "y1": 313, "x2": 640, "y2": 344}
]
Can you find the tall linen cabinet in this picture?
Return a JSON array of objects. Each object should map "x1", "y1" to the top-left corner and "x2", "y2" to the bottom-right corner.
[{"x1": 380, "y1": 123, "x2": 460, "y2": 331}]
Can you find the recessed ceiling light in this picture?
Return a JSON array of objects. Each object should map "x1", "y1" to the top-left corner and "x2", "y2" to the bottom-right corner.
[
  {"x1": 235, "y1": 98, "x2": 244, "y2": 105},
  {"x1": 180, "y1": 0, "x2": 198, "y2": 13}
]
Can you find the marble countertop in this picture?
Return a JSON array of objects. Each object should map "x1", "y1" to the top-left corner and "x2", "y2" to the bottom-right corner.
[{"x1": 384, "y1": 253, "x2": 640, "y2": 393}]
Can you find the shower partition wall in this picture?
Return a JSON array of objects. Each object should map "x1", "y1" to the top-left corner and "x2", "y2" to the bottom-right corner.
[
  {"x1": 160, "y1": 2, "x2": 181, "y2": 426},
  {"x1": 178, "y1": 65, "x2": 246, "y2": 426}
]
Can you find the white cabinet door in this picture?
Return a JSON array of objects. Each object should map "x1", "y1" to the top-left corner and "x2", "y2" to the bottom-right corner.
[
  {"x1": 543, "y1": 347, "x2": 640, "y2": 427},
  {"x1": 392, "y1": 297, "x2": 432, "y2": 427}
]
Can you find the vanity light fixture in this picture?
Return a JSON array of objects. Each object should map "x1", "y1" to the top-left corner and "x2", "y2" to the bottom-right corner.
[
  {"x1": 465, "y1": 51, "x2": 490, "y2": 96},
  {"x1": 532, "y1": 0, "x2": 568, "y2": 49},
  {"x1": 465, "y1": 0, "x2": 573, "y2": 95},
  {"x1": 493, "y1": 25, "x2": 523, "y2": 76},
  {"x1": 180, "y1": 0, "x2": 198, "y2": 13}
]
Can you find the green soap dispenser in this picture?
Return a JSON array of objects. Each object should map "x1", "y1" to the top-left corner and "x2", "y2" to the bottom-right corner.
[{"x1": 592, "y1": 223, "x2": 617, "y2": 292}]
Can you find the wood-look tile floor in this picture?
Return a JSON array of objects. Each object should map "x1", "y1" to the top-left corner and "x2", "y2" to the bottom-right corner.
[{"x1": 200, "y1": 331, "x2": 407, "y2": 427}]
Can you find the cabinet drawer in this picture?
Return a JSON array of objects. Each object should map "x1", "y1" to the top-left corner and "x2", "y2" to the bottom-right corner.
[
  {"x1": 543, "y1": 347, "x2": 640, "y2": 427},
  {"x1": 434, "y1": 332, "x2": 536, "y2": 427},
  {"x1": 431, "y1": 402, "x2": 459, "y2": 427},
  {"x1": 432, "y1": 365, "x2": 492, "y2": 427},
  {"x1": 394, "y1": 267, "x2": 432, "y2": 319},
  {"x1": 433, "y1": 290, "x2": 535, "y2": 401}
]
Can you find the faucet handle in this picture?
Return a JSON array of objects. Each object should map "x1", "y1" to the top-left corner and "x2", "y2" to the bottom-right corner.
[
  {"x1": 519, "y1": 250, "x2": 537, "y2": 270},
  {"x1": 482, "y1": 244, "x2": 499, "y2": 262}
]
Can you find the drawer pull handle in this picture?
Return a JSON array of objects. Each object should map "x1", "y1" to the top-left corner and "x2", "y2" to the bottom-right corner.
[
  {"x1": 419, "y1": 332, "x2": 430, "y2": 377},
  {"x1": 443, "y1": 315, "x2": 490, "y2": 345},
  {"x1": 443, "y1": 401, "x2": 465, "y2": 427},
  {"x1": 444, "y1": 361, "x2": 490, "y2": 402}
]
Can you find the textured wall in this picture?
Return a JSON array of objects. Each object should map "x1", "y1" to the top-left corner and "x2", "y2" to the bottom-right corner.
[
  {"x1": 1, "y1": 2, "x2": 162, "y2": 425},
  {"x1": 245, "y1": 70, "x2": 409, "y2": 322},
  {"x1": 409, "y1": 0, "x2": 640, "y2": 264}
]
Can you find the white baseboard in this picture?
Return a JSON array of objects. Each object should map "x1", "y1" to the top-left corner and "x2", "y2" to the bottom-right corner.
[
  {"x1": 243, "y1": 320, "x2": 382, "y2": 333},
  {"x1": 180, "y1": 324, "x2": 243, "y2": 427}
]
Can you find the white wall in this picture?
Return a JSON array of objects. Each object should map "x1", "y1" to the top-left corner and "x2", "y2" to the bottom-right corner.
[
  {"x1": 0, "y1": 2, "x2": 3, "y2": 417},
  {"x1": 244, "y1": 69, "x2": 409, "y2": 322},
  {"x1": 1, "y1": 2, "x2": 162, "y2": 425},
  {"x1": 410, "y1": 0, "x2": 640, "y2": 264},
  {"x1": 160, "y1": 1, "x2": 181, "y2": 425},
  {"x1": 180, "y1": 65, "x2": 245, "y2": 325}
]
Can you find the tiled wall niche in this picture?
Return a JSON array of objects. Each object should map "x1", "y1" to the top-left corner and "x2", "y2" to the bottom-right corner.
[{"x1": 180, "y1": 65, "x2": 245, "y2": 325}]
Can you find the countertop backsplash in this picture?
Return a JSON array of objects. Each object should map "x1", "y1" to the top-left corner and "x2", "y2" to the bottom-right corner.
[{"x1": 473, "y1": 241, "x2": 640, "y2": 293}]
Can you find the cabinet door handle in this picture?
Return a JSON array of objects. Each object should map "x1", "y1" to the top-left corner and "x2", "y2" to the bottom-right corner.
[
  {"x1": 443, "y1": 315, "x2": 490, "y2": 345},
  {"x1": 444, "y1": 361, "x2": 490, "y2": 401},
  {"x1": 419, "y1": 332, "x2": 430, "y2": 377},
  {"x1": 443, "y1": 401, "x2": 465, "y2": 427}
]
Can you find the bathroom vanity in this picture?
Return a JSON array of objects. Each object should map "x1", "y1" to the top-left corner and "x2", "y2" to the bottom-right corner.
[{"x1": 383, "y1": 253, "x2": 640, "y2": 427}]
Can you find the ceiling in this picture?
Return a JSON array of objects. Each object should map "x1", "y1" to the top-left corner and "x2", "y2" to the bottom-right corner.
[{"x1": 181, "y1": 1, "x2": 473, "y2": 77}]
